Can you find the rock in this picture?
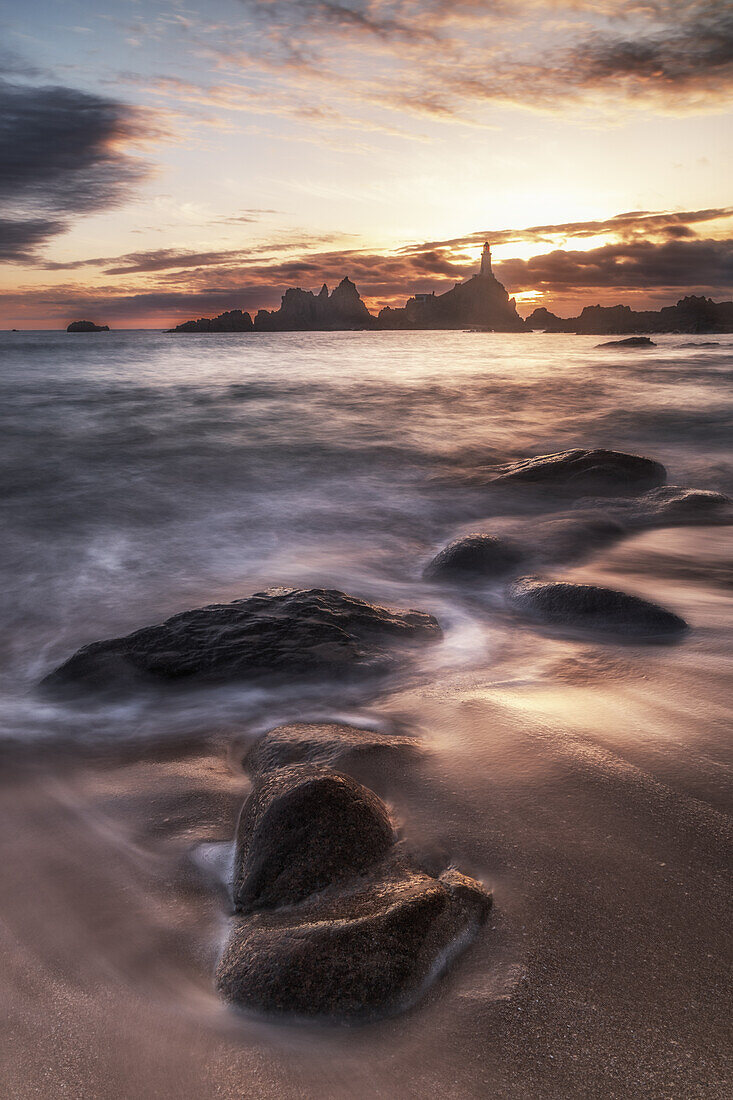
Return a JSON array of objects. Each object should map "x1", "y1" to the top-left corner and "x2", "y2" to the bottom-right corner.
[
  {"x1": 244, "y1": 722, "x2": 421, "y2": 777},
  {"x1": 523, "y1": 297, "x2": 733, "y2": 336},
  {"x1": 377, "y1": 249, "x2": 524, "y2": 331},
  {"x1": 66, "y1": 320, "x2": 109, "y2": 332},
  {"x1": 491, "y1": 448, "x2": 666, "y2": 495},
  {"x1": 232, "y1": 766, "x2": 396, "y2": 913},
  {"x1": 254, "y1": 277, "x2": 375, "y2": 331},
  {"x1": 596, "y1": 336, "x2": 656, "y2": 348},
  {"x1": 423, "y1": 534, "x2": 523, "y2": 582},
  {"x1": 43, "y1": 587, "x2": 441, "y2": 693},
  {"x1": 507, "y1": 576, "x2": 687, "y2": 638},
  {"x1": 169, "y1": 309, "x2": 253, "y2": 333},
  {"x1": 217, "y1": 865, "x2": 492, "y2": 1020},
  {"x1": 576, "y1": 486, "x2": 731, "y2": 527}
]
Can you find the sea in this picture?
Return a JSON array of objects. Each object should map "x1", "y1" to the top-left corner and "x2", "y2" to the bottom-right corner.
[{"x1": 0, "y1": 328, "x2": 731, "y2": 1097}]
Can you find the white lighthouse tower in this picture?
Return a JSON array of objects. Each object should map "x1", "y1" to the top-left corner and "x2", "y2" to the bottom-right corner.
[{"x1": 480, "y1": 240, "x2": 492, "y2": 277}]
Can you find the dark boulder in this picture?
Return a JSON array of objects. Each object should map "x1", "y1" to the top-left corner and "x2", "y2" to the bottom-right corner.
[
  {"x1": 232, "y1": 765, "x2": 395, "y2": 913},
  {"x1": 244, "y1": 722, "x2": 421, "y2": 778},
  {"x1": 507, "y1": 576, "x2": 687, "y2": 638},
  {"x1": 423, "y1": 534, "x2": 523, "y2": 583},
  {"x1": 66, "y1": 320, "x2": 109, "y2": 332},
  {"x1": 596, "y1": 336, "x2": 656, "y2": 348},
  {"x1": 43, "y1": 587, "x2": 441, "y2": 693},
  {"x1": 217, "y1": 865, "x2": 492, "y2": 1020},
  {"x1": 491, "y1": 448, "x2": 666, "y2": 495}
]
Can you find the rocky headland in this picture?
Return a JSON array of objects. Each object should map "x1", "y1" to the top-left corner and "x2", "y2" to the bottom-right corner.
[
  {"x1": 169, "y1": 244, "x2": 524, "y2": 333},
  {"x1": 527, "y1": 295, "x2": 733, "y2": 335}
]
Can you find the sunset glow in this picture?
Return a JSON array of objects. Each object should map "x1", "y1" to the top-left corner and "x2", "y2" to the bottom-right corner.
[{"x1": 2, "y1": 1, "x2": 732, "y2": 327}]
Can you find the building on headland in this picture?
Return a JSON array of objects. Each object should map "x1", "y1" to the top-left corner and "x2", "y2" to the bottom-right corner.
[{"x1": 378, "y1": 240, "x2": 524, "y2": 331}]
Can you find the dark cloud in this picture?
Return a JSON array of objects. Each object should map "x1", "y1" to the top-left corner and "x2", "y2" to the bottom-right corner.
[
  {"x1": 0, "y1": 217, "x2": 66, "y2": 261},
  {"x1": 496, "y1": 237, "x2": 733, "y2": 293},
  {"x1": 0, "y1": 79, "x2": 150, "y2": 261},
  {"x1": 577, "y1": 3, "x2": 733, "y2": 91}
]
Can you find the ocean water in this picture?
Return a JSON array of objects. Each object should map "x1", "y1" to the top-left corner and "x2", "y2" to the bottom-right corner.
[
  {"x1": 2, "y1": 328, "x2": 731, "y2": 744},
  {"x1": 1, "y1": 329, "x2": 732, "y2": 1098}
]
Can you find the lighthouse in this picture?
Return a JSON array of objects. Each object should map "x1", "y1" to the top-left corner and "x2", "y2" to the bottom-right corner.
[{"x1": 480, "y1": 240, "x2": 492, "y2": 277}]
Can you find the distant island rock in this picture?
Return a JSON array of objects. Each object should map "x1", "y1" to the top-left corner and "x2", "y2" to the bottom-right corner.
[
  {"x1": 526, "y1": 295, "x2": 733, "y2": 335},
  {"x1": 170, "y1": 244, "x2": 524, "y2": 333},
  {"x1": 66, "y1": 320, "x2": 109, "y2": 332}
]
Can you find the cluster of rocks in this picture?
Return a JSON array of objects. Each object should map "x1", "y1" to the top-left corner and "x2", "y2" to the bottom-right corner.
[
  {"x1": 216, "y1": 724, "x2": 491, "y2": 1021},
  {"x1": 423, "y1": 447, "x2": 730, "y2": 639},
  {"x1": 42, "y1": 444, "x2": 731, "y2": 1021},
  {"x1": 526, "y1": 295, "x2": 733, "y2": 335},
  {"x1": 168, "y1": 278, "x2": 375, "y2": 334}
]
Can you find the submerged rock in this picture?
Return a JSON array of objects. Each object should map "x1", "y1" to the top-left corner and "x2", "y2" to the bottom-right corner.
[
  {"x1": 507, "y1": 576, "x2": 687, "y2": 638},
  {"x1": 576, "y1": 486, "x2": 731, "y2": 527},
  {"x1": 491, "y1": 448, "x2": 666, "y2": 495},
  {"x1": 244, "y1": 722, "x2": 421, "y2": 777},
  {"x1": 596, "y1": 336, "x2": 656, "y2": 348},
  {"x1": 217, "y1": 865, "x2": 491, "y2": 1021},
  {"x1": 232, "y1": 766, "x2": 396, "y2": 913},
  {"x1": 423, "y1": 534, "x2": 523, "y2": 583},
  {"x1": 43, "y1": 587, "x2": 441, "y2": 693}
]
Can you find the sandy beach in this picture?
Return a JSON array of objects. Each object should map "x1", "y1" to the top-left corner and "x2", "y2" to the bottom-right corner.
[{"x1": 1, "y1": 519, "x2": 730, "y2": 1098}]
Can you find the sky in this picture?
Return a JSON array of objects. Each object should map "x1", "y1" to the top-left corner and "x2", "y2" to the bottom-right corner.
[{"x1": 1, "y1": 0, "x2": 732, "y2": 328}]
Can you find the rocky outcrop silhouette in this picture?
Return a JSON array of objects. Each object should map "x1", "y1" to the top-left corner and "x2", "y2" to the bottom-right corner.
[
  {"x1": 255, "y1": 277, "x2": 375, "y2": 331},
  {"x1": 527, "y1": 296, "x2": 733, "y2": 335},
  {"x1": 170, "y1": 309, "x2": 253, "y2": 333},
  {"x1": 66, "y1": 320, "x2": 109, "y2": 332},
  {"x1": 170, "y1": 247, "x2": 524, "y2": 333},
  {"x1": 378, "y1": 270, "x2": 524, "y2": 331}
]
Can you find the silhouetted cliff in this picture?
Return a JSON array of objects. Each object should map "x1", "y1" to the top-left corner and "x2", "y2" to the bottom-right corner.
[
  {"x1": 527, "y1": 296, "x2": 733, "y2": 335},
  {"x1": 255, "y1": 277, "x2": 375, "y2": 331},
  {"x1": 170, "y1": 309, "x2": 253, "y2": 333},
  {"x1": 378, "y1": 271, "x2": 524, "y2": 331}
]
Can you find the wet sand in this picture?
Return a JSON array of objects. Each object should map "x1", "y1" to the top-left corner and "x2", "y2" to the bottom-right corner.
[{"x1": 1, "y1": 527, "x2": 730, "y2": 1099}]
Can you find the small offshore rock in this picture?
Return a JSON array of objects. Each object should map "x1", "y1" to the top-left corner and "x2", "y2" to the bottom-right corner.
[
  {"x1": 507, "y1": 576, "x2": 687, "y2": 638},
  {"x1": 244, "y1": 722, "x2": 421, "y2": 777},
  {"x1": 43, "y1": 587, "x2": 442, "y2": 693},
  {"x1": 66, "y1": 320, "x2": 109, "y2": 332},
  {"x1": 232, "y1": 766, "x2": 395, "y2": 913},
  {"x1": 424, "y1": 534, "x2": 523, "y2": 582},
  {"x1": 596, "y1": 336, "x2": 656, "y2": 348},
  {"x1": 491, "y1": 448, "x2": 666, "y2": 495},
  {"x1": 217, "y1": 866, "x2": 492, "y2": 1021}
]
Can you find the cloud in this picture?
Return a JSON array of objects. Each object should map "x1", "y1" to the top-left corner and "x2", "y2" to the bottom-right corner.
[
  {"x1": 198, "y1": 0, "x2": 733, "y2": 123},
  {"x1": 0, "y1": 217, "x2": 66, "y2": 261},
  {"x1": 496, "y1": 237, "x2": 733, "y2": 293},
  {"x1": 0, "y1": 78, "x2": 152, "y2": 261}
]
